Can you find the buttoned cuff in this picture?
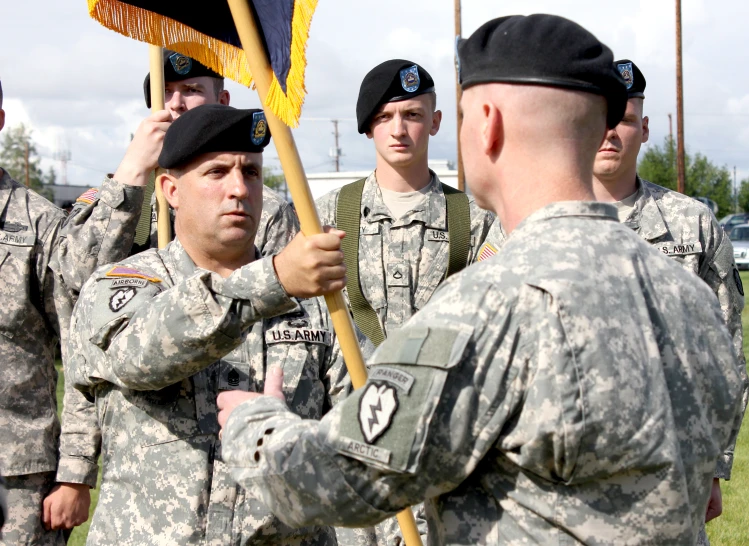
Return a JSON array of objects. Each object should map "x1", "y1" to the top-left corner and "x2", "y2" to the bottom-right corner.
[
  {"x1": 55, "y1": 457, "x2": 99, "y2": 488},
  {"x1": 102, "y1": 176, "x2": 146, "y2": 213}
]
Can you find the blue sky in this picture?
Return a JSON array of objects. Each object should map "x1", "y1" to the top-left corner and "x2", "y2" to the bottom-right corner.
[{"x1": 1, "y1": 0, "x2": 747, "y2": 199}]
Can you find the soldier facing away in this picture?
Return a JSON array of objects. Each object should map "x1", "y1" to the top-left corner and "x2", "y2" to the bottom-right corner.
[
  {"x1": 591, "y1": 59, "x2": 749, "y2": 546},
  {"x1": 65, "y1": 104, "x2": 367, "y2": 545},
  {"x1": 217, "y1": 14, "x2": 743, "y2": 545}
]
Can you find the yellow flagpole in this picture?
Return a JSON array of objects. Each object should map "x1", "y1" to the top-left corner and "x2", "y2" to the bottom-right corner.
[
  {"x1": 148, "y1": 44, "x2": 172, "y2": 249},
  {"x1": 225, "y1": 1, "x2": 422, "y2": 543}
]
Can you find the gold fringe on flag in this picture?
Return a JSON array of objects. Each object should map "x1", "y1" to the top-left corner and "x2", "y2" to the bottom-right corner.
[{"x1": 88, "y1": 0, "x2": 317, "y2": 127}]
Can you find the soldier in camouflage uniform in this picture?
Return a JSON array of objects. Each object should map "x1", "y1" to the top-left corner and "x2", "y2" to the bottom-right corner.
[
  {"x1": 316, "y1": 60, "x2": 494, "y2": 342},
  {"x1": 0, "y1": 79, "x2": 70, "y2": 545},
  {"x1": 217, "y1": 15, "x2": 743, "y2": 545},
  {"x1": 66, "y1": 104, "x2": 361, "y2": 545},
  {"x1": 46, "y1": 51, "x2": 300, "y2": 530},
  {"x1": 316, "y1": 62, "x2": 493, "y2": 544},
  {"x1": 591, "y1": 59, "x2": 748, "y2": 546}
]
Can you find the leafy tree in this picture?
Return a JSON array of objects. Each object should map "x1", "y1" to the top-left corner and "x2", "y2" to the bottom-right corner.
[
  {"x1": 738, "y1": 179, "x2": 749, "y2": 213},
  {"x1": 0, "y1": 123, "x2": 53, "y2": 200},
  {"x1": 638, "y1": 137, "x2": 733, "y2": 214},
  {"x1": 263, "y1": 167, "x2": 289, "y2": 200}
]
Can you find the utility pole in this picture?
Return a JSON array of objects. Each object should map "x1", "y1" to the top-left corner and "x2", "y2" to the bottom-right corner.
[
  {"x1": 454, "y1": 0, "x2": 464, "y2": 191},
  {"x1": 24, "y1": 141, "x2": 30, "y2": 187},
  {"x1": 668, "y1": 113, "x2": 673, "y2": 146},
  {"x1": 55, "y1": 146, "x2": 71, "y2": 185},
  {"x1": 331, "y1": 119, "x2": 340, "y2": 172},
  {"x1": 675, "y1": 0, "x2": 686, "y2": 194},
  {"x1": 734, "y1": 166, "x2": 738, "y2": 213}
]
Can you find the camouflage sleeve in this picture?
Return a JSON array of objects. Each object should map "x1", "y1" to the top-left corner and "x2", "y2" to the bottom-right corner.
[
  {"x1": 57, "y1": 177, "x2": 145, "y2": 294},
  {"x1": 702, "y1": 220, "x2": 748, "y2": 480},
  {"x1": 315, "y1": 191, "x2": 339, "y2": 229},
  {"x1": 257, "y1": 199, "x2": 300, "y2": 257},
  {"x1": 467, "y1": 202, "x2": 496, "y2": 264},
  {"x1": 222, "y1": 277, "x2": 520, "y2": 529},
  {"x1": 67, "y1": 256, "x2": 296, "y2": 392},
  {"x1": 56, "y1": 371, "x2": 100, "y2": 487}
]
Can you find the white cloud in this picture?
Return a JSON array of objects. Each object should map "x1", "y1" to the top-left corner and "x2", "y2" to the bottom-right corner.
[{"x1": 1, "y1": 0, "x2": 747, "y2": 186}]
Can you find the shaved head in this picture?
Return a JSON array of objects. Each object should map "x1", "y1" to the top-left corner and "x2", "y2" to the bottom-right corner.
[{"x1": 460, "y1": 83, "x2": 608, "y2": 230}]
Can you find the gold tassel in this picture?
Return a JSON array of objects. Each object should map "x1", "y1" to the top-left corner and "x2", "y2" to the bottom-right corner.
[{"x1": 88, "y1": 0, "x2": 315, "y2": 127}]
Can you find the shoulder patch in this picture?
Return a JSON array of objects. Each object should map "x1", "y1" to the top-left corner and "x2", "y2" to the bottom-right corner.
[
  {"x1": 76, "y1": 188, "x2": 99, "y2": 205},
  {"x1": 105, "y1": 265, "x2": 162, "y2": 283},
  {"x1": 359, "y1": 382, "x2": 399, "y2": 444},
  {"x1": 109, "y1": 287, "x2": 137, "y2": 312},
  {"x1": 477, "y1": 242, "x2": 498, "y2": 262}
]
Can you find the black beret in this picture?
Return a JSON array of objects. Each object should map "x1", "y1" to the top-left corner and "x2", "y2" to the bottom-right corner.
[
  {"x1": 356, "y1": 59, "x2": 436, "y2": 134},
  {"x1": 457, "y1": 14, "x2": 627, "y2": 128},
  {"x1": 615, "y1": 59, "x2": 646, "y2": 99},
  {"x1": 158, "y1": 104, "x2": 271, "y2": 169},
  {"x1": 144, "y1": 49, "x2": 223, "y2": 109}
]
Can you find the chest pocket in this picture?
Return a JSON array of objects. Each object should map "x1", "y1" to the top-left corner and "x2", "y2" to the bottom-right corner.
[
  {"x1": 654, "y1": 240, "x2": 702, "y2": 274},
  {"x1": 359, "y1": 223, "x2": 386, "y2": 310},
  {"x1": 325, "y1": 322, "x2": 472, "y2": 473},
  {"x1": 0, "y1": 243, "x2": 37, "y2": 339},
  {"x1": 264, "y1": 321, "x2": 332, "y2": 418}
]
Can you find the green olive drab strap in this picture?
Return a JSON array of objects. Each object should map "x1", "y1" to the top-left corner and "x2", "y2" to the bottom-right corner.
[
  {"x1": 442, "y1": 184, "x2": 471, "y2": 278},
  {"x1": 336, "y1": 180, "x2": 471, "y2": 346},
  {"x1": 133, "y1": 172, "x2": 156, "y2": 247},
  {"x1": 337, "y1": 179, "x2": 386, "y2": 346}
]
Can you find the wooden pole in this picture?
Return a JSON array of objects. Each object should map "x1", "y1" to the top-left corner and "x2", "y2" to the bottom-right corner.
[
  {"x1": 454, "y1": 0, "x2": 464, "y2": 191},
  {"x1": 149, "y1": 44, "x2": 172, "y2": 249},
  {"x1": 225, "y1": 1, "x2": 422, "y2": 543},
  {"x1": 675, "y1": 0, "x2": 686, "y2": 194}
]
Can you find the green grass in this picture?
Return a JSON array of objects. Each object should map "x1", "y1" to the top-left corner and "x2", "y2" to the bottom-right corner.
[
  {"x1": 55, "y1": 272, "x2": 749, "y2": 545},
  {"x1": 705, "y1": 270, "x2": 749, "y2": 545}
]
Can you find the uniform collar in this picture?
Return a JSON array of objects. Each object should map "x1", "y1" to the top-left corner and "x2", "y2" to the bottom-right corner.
[
  {"x1": 361, "y1": 170, "x2": 448, "y2": 230},
  {"x1": 0, "y1": 169, "x2": 32, "y2": 235},
  {"x1": 624, "y1": 176, "x2": 668, "y2": 241},
  {"x1": 168, "y1": 237, "x2": 262, "y2": 279},
  {"x1": 513, "y1": 201, "x2": 618, "y2": 235}
]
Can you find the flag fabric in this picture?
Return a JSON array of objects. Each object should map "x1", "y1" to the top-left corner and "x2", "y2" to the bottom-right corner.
[
  {"x1": 477, "y1": 242, "x2": 498, "y2": 262},
  {"x1": 87, "y1": 0, "x2": 317, "y2": 127},
  {"x1": 75, "y1": 188, "x2": 99, "y2": 205}
]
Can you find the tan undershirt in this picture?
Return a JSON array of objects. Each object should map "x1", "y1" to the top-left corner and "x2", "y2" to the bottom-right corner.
[
  {"x1": 379, "y1": 180, "x2": 432, "y2": 220},
  {"x1": 613, "y1": 187, "x2": 641, "y2": 222}
]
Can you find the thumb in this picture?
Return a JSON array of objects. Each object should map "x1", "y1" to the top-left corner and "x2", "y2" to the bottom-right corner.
[{"x1": 264, "y1": 366, "x2": 285, "y2": 401}]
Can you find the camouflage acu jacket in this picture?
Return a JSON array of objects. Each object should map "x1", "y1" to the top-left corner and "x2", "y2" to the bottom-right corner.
[
  {"x1": 66, "y1": 238, "x2": 365, "y2": 545},
  {"x1": 0, "y1": 169, "x2": 71, "y2": 476},
  {"x1": 624, "y1": 177, "x2": 748, "y2": 479},
  {"x1": 316, "y1": 172, "x2": 494, "y2": 338},
  {"x1": 222, "y1": 202, "x2": 742, "y2": 546},
  {"x1": 56, "y1": 178, "x2": 300, "y2": 487}
]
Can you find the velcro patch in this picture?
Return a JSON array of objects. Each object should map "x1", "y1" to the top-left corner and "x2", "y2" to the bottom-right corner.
[
  {"x1": 477, "y1": 242, "x2": 498, "y2": 262},
  {"x1": 0, "y1": 233, "x2": 34, "y2": 246},
  {"x1": 265, "y1": 328, "x2": 332, "y2": 346},
  {"x1": 427, "y1": 229, "x2": 449, "y2": 242},
  {"x1": 338, "y1": 436, "x2": 392, "y2": 465},
  {"x1": 657, "y1": 241, "x2": 702, "y2": 257},
  {"x1": 368, "y1": 366, "x2": 415, "y2": 394},
  {"x1": 359, "y1": 382, "x2": 399, "y2": 443},
  {"x1": 76, "y1": 188, "x2": 99, "y2": 205},
  {"x1": 105, "y1": 266, "x2": 162, "y2": 283},
  {"x1": 109, "y1": 287, "x2": 137, "y2": 312},
  {"x1": 109, "y1": 277, "x2": 148, "y2": 289}
]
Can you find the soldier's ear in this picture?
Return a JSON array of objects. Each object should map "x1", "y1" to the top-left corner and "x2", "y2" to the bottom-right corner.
[
  {"x1": 430, "y1": 109, "x2": 442, "y2": 136},
  {"x1": 160, "y1": 171, "x2": 179, "y2": 210}
]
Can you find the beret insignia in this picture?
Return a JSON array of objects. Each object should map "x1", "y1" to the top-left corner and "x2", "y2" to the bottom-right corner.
[
  {"x1": 251, "y1": 111, "x2": 268, "y2": 146},
  {"x1": 617, "y1": 62, "x2": 634, "y2": 90},
  {"x1": 169, "y1": 52, "x2": 192, "y2": 75},
  {"x1": 400, "y1": 65, "x2": 420, "y2": 93}
]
